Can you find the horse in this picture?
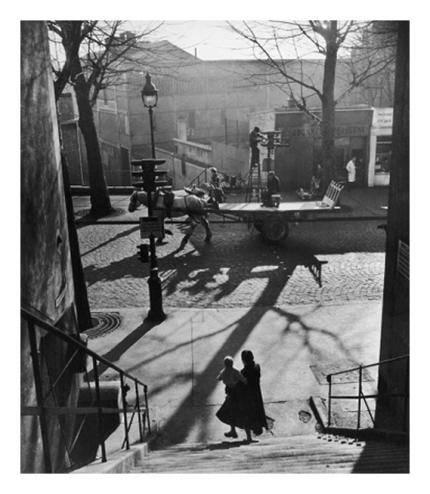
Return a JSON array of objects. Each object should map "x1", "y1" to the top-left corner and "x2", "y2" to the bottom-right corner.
[{"x1": 128, "y1": 189, "x2": 215, "y2": 249}]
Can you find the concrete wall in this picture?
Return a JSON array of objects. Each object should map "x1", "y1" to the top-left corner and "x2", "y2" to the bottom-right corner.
[
  {"x1": 156, "y1": 147, "x2": 209, "y2": 190},
  {"x1": 173, "y1": 138, "x2": 212, "y2": 165},
  {"x1": 21, "y1": 21, "x2": 81, "y2": 472},
  {"x1": 211, "y1": 141, "x2": 249, "y2": 176}
]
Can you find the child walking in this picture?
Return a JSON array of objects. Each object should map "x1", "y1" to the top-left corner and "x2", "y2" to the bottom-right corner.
[{"x1": 217, "y1": 356, "x2": 246, "y2": 438}]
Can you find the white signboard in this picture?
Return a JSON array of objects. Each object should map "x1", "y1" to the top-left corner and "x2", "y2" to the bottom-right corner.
[{"x1": 372, "y1": 108, "x2": 393, "y2": 129}]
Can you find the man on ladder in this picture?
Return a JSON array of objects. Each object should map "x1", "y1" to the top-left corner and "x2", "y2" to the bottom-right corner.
[
  {"x1": 249, "y1": 126, "x2": 265, "y2": 167},
  {"x1": 246, "y1": 127, "x2": 266, "y2": 202}
]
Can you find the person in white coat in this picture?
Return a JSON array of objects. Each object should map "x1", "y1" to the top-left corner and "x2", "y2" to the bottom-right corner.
[{"x1": 345, "y1": 156, "x2": 357, "y2": 187}]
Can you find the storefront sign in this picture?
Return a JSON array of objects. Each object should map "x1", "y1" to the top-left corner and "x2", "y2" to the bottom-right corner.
[
  {"x1": 289, "y1": 125, "x2": 368, "y2": 138},
  {"x1": 372, "y1": 108, "x2": 393, "y2": 129}
]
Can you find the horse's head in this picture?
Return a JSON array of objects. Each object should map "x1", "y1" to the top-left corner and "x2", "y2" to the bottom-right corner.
[{"x1": 128, "y1": 191, "x2": 147, "y2": 212}]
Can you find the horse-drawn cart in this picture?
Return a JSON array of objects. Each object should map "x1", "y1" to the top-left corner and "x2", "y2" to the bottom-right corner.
[{"x1": 211, "y1": 180, "x2": 345, "y2": 243}]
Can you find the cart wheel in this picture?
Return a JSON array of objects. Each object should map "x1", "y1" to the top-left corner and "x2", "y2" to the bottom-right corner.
[
  {"x1": 253, "y1": 221, "x2": 263, "y2": 233},
  {"x1": 262, "y1": 219, "x2": 289, "y2": 243}
]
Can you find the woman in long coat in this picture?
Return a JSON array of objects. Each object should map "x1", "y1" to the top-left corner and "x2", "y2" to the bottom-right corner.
[{"x1": 216, "y1": 350, "x2": 272, "y2": 442}]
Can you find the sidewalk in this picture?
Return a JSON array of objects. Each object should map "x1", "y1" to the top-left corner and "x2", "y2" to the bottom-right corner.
[{"x1": 86, "y1": 301, "x2": 382, "y2": 448}]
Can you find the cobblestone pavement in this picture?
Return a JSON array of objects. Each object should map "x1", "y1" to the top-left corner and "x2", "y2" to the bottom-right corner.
[{"x1": 78, "y1": 214, "x2": 386, "y2": 309}]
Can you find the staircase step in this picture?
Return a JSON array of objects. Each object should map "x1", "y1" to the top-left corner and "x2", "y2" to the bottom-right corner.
[{"x1": 128, "y1": 434, "x2": 408, "y2": 473}]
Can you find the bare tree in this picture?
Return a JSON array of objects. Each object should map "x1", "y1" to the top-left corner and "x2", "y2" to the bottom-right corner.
[
  {"x1": 229, "y1": 21, "x2": 397, "y2": 181},
  {"x1": 48, "y1": 20, "x2": 161, "y2": 216}
]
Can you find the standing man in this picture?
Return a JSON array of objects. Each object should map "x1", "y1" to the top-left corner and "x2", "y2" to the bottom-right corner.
[
  {"x1": 345, "y1": 156, "x2": 357, "y2": 188},
  {"x1": 249, "y1": 126, "x2": 264, "y2": 167},
  {"x1": 262, "y1": 171, "x2": 281, "y2": 207},
  {"x1": 208, "y1": 167, "x2": 225, "y2": 203}
]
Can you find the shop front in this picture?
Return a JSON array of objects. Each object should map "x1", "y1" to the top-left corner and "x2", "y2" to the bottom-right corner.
[
  {"x1": 367, "y1": 108, "x2": 392, "y2": 187},
  {"x1": 272, "y1": 107, "x2": 373, "y2": 191}
]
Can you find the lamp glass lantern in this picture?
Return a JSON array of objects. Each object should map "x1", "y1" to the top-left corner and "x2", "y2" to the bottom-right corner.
[{"x1": 141, "y1": 72, "x2": 158, "y2": 108}]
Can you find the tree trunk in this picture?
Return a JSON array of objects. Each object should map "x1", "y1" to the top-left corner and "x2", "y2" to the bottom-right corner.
[
  {"x1": 74, "y1": 82, "x2": 112, "y2": 216},
  {"x1": 67, "y1": 44, "x2": 112, "y2": 217},
  {"x1": 320, "y1": 22, "x2": 338, "y2": 184}
]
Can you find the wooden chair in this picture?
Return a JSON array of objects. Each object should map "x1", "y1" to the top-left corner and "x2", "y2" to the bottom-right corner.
[{"x1": 320, "y1": 180, "x2": 344, "y2": 208}]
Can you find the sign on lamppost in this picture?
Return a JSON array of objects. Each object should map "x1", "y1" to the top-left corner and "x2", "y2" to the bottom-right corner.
[{"x1": 139, "y1": 216, "x2": 164, "y2": 239}]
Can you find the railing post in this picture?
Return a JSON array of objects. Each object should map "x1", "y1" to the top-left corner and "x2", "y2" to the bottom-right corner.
[
  {"x1": 92, "y1": 356, "x2": 107, "y2": 462},
  {"x1": 327, "y1": 374, "x2": 332, "y2": 427},
  {"x1": 357, "y1": 365, "x2": 363, "y2": 432},
  {"x1": 135, "y1": 381, "x2": 144, "y2": 442},
  {"x1": 28, "y1": 321, "x2": 53, "y2": 473},
  {"x1": 120, "y1": 373, "x2": 130, "y2": 449},
  {"x1": 144, "y1": 385, "x2": 151, "y2": 434}
]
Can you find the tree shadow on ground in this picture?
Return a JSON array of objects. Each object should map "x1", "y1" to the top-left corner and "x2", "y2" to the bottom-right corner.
[
  {"x1": 83, "y1": 253, "x2": 146, "y2": 287},
  {"x1": 75, "y1": 208, "x2": 128, "y2": 229},
  {"x1": 81, "y1": 214, "x2": 384, "y2": 295},
  {"x1": 86, "y1": 318, "x2": 159, "y2": 380},
  {"x1": 80, "y1": 225, "x2": 140, "y2": 257},
  {"x1": 148, "y1": 276, "x2": 354, "y2": 448},
  {"x1": 159, "y1": 237, "x2": 327, "y2": 306},
  {"x1": 273, "y1": 306, "x2": 356, "y2": 362}
]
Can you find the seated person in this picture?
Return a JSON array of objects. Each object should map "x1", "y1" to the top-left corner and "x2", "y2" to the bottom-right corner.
[{"x1": 310, "y1": 164, "x2": 323, "y2": 198}]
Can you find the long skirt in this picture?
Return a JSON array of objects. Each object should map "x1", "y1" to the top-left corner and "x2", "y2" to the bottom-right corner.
[{"x1": 216, "y1": 384, "x2": 272, "y2": 435}]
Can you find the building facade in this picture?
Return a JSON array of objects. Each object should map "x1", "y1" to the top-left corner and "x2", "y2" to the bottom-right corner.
[
  {"x1": 250, "y1": 106, "x2": 392, "y2": 191},
  {"x1": 61, "y1": 37, "x2": 394, "y2": 188}
]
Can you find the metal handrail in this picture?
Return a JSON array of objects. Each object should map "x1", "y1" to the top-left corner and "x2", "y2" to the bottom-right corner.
[
  {"x1": 21, "y1": 306, "x2": 151, "y2": 472},
  {"x1": 187, "y1": 167, "x2": 209, "y2": 188},
  {"x1": 21, "y1": 307, "x2": 148, "y2": 389},
  {"x1": 327, "y1": 354, "x2": 409, "y2": 379},
  {"x1": 326, "y1": 354, "x2": 409, "y2": 433}
]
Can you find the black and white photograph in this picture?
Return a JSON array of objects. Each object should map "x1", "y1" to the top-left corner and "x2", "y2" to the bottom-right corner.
[{"x1": 14, "y1": 1, "x2": 421, "y2": 482}]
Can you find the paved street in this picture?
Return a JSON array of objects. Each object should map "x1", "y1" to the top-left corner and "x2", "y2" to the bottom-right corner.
[{"x1": 77, "y1": 203, "x2": 386, "y2": 310}]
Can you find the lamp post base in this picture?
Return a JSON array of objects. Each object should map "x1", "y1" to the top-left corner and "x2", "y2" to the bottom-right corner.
[{"x1": 146, "y1": 268, "x2": 166, "y2": 323}]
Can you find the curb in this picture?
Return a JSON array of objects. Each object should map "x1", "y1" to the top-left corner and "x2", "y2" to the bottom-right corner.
[{"x1": 72, "y1": 442, "x2": 149, "y2": 474}]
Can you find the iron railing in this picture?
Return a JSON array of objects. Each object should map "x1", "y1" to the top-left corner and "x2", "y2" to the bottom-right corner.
[
  {"x1": 326, "y1": 354, "x2": 409, "y2": 434},
  {"x1": 21, "y1": 307, "x2": 151, "y2": 473},
  {"x1": 187, "y1": 168, "x2": 209, "y2": 188}
]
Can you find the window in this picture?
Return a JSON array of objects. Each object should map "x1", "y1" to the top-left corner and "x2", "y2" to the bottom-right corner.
[
  {"x1": 375, "y1": 136, "x2": 392, "y2": 173},
  {"x1": 188, "y1": 110, "x2": 196, "y2": 130}
]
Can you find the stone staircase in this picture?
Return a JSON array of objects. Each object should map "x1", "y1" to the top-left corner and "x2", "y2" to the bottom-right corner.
[{"x1": 128, "y1": 434, "x2": 409, "y2": 473}]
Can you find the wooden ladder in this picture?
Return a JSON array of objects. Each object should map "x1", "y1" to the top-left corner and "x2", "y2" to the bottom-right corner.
[{"x1": 245, "y1": 163, "x2": 263, "y2": 202}]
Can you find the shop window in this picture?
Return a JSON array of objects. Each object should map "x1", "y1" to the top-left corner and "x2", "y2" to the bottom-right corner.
[{"x1": 375, "y1": 136, "x2": 392, "y2": 173}]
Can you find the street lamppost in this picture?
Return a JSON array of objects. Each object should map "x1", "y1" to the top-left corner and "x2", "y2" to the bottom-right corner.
[{"x1": 141, "y1": 72, "x2": 165, "y2": 322}]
